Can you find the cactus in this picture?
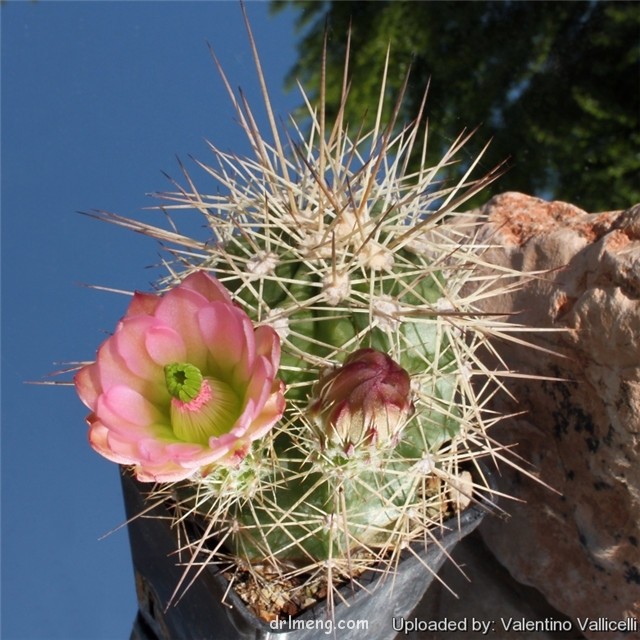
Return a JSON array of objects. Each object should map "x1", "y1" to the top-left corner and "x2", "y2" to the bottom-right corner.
[{"x1": 84, "y1": 14, "x2": 542, "y2": 621}]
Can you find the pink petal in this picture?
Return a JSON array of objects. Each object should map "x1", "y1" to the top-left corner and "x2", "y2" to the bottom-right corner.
[
  {"x1": 97, "y1": 385, "x2": 166, "y2": 435},
  {"x1": 254, "y1": 324, "x2": 281, "y2": 364},
  {"x1": 207, "y1": 430, "x2": 246, "y2": 455},
  {"x1": 165, "y1": 442, "x2": 205, "y2": 460},
  {"x1": 154, "y1": 287, "x2": 209, "y2": 369},
  {"x1": 137, "y1": 437, "x2": 171, "y2": 464},
  {"x1": 181, "y1": 271, "x2": 233, "y2": 304},
  {"x1": 248, "y1": 381, "x2": 286, "y2": 439},
  {"x1": 112, "y1": 316, "x2": 167, "y2": 380},
  {"x1": 85, "y1": 317, "x2": 168, "y2": 407},
  {"x1": 165, "y1": 442, "x2": 232, "y2": 468},
  {"x1": 144, "y1": 324, "x2": 187, "y2": 365},
  {"x1": 134, "y1": 464, "x2": 196, "y2": 483},
  {"x1": 88, "y1": 419, "x2": 137, "y2": 465},
  {"x1": 226, "y1": 404, "x2": 254, "y2": 439},
  {"x1": 197, "y1": 303, "x2": 254, "y2": 379},
  {"x1": 243, "y1": 357, "x2": 273, "y2": 413},
  {"x1": 125, "y1": 291, "x2": 161, "y2": 317},
  {"x1": 106, "y1": 429, "x2": 146, "y2": 462},
  {"x1": 75, "y1": 364, "x2": 102, "y2": 409}
]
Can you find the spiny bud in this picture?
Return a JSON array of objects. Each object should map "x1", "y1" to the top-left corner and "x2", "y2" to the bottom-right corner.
[{"x1": 308, "y1": 348, "x2": 414, "y2": 454}]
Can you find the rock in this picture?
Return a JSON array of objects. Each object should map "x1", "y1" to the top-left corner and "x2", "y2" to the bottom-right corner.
[{"x1": 469, "y1": 193, "x2": 640, "y2": 639}]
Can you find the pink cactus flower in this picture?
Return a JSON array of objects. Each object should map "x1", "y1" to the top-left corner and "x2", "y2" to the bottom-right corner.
[
  {"x1": 75, "y1": 271, "x2": 285, "y2": 482},
  {"x1": 308, "y1": 348, "x2": 414, "y2": 454}
]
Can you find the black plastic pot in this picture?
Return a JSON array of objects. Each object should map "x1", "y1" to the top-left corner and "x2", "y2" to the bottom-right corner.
[{"x1": 122, "y1": 467, "x2": 493, "y2": 640}]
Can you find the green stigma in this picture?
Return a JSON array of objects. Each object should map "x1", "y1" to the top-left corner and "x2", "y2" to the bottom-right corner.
[{"x1": 164, "y1": 362, "x2": 204, "y2": 402}]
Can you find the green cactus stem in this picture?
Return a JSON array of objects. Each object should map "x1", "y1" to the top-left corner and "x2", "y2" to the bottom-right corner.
[{"x1": 95, "y1": 19, "x2": 543, "y2": 619}]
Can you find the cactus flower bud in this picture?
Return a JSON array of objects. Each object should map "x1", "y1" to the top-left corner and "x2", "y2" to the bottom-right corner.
[{"x1": 308, "y1": 348, "x2": 414, "y2": 454}]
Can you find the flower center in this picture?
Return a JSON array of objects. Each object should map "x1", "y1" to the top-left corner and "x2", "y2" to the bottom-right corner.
[
  {"x1": 164, "y1": 362, "x2": 203, "y2": 402},
  {"x1": 164, "y1": 363, "x2": 242, "y2": 445}
]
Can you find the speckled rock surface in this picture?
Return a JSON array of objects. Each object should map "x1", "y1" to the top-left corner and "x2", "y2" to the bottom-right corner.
[{"x1": 469, "y1": 193, "x2": 640, "y2": 639}]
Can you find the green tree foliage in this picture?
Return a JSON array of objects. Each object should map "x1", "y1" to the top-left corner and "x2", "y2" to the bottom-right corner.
[{"x1": 272, "y1": 0, "x2": 639, "y2": 211}]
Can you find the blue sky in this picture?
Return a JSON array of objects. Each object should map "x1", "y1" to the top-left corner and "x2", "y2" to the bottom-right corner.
[{"x1": 2, "y1": 2, "x2": 301, "y2": 638}]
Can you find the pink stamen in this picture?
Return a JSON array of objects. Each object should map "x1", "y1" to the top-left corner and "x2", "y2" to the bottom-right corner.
[{"x1": 172, "y1": 379, "x2": 213, "y2": 412}]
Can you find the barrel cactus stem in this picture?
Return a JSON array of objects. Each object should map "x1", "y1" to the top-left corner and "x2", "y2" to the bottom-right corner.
[{"x1": 81, "y1": 17, "x2": 544, "y2": 621}]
